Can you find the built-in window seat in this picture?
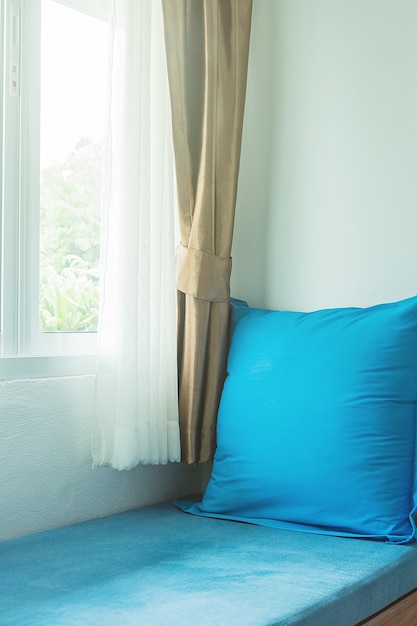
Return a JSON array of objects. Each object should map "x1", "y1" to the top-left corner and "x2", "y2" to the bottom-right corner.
[{"x1": 1, "y1": 501, "x2": 417, "y2": 626}]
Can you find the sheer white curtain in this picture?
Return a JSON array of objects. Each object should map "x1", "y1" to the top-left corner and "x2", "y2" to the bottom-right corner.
[{"x1": 92, "y1": 0, "x2": 181, "y2": 469}]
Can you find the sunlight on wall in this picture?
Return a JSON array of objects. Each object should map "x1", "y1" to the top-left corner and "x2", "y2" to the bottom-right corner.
[{"x1": 235, "y1": 0, "x2": 417, "y2": 312}]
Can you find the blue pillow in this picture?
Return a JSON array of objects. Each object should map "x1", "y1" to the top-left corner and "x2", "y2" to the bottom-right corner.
[{"x1": 177, "y1": 296, "x2": 417, "y2": 543}]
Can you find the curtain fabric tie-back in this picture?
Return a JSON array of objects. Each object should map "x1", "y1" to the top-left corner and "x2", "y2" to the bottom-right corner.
[{"x1": 176, "y1": 245, "x2": 232, "y2": 302}]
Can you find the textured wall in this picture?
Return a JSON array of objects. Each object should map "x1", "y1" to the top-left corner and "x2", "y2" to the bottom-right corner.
[{"x1": 0, "y1": 375, "x2": 202, "y2": 540}]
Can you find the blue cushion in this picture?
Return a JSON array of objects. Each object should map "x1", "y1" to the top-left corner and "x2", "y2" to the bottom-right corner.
[
  {"x1": 178, "y1": 296, "x2": 417, "y2": 543},
  {"x1": 3, "y1": 502, "x2": 417, "y2": 626}
]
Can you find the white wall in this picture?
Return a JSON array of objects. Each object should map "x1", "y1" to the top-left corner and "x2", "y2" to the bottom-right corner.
[
  {"x1": 233, "y1": 0, "x2": 417, "y2": 311},
  {"x1": 231, "y1": 1, "x2": 274, "y2": 307},
  {"x1": 0, "y1": 376, "x2": 202, "y2": 540}
]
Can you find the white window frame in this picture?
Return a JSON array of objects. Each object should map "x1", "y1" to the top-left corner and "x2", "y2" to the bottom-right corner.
[{"x1": 0, "y1": 0, "x2": 107, "y2": 378}]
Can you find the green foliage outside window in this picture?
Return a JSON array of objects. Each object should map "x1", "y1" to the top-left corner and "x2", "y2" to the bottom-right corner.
[{"x1": 39, "y1": 137, "x2": 101, "y2": 332}]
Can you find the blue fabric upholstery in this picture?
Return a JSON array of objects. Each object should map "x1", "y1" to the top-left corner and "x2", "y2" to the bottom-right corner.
[
  {"x1": 1, "y1": 501, "x2": 417, "y2": 626},
  {"x1": 179, "y1": 296, "x2": 417, "y2": 543}
]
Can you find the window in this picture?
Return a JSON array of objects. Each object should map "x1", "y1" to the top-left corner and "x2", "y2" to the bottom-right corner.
[{"x1": 1, "y1": 0, "x2": 108, "y2": 368}]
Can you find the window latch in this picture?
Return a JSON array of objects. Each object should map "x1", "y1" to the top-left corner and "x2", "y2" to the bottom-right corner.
[{"x1": 9, "y1": 1, "x2": 20, "y2": 96}]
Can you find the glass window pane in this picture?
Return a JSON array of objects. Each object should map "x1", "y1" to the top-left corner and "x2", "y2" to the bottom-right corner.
[{"x1": 39, "y1": 0, "x2": 106, "y2": 332}]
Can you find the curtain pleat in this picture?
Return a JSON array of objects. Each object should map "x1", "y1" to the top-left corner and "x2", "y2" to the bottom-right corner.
[
  {"x1": 93, "y1": 0, "x2": 181, "y2": 469},
  {"x1": 162, "y1": 0, "x2": 253, "y2": 463}
]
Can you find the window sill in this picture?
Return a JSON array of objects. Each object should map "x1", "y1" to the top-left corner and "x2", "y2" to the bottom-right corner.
[{"x1": 0, "y1": 355, "x2": 97, "y2": 380}]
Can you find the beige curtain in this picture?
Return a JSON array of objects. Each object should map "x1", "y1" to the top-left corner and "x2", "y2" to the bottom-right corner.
[{"x1": 162, "y1": 0, "x2": 253, "y2": 464}]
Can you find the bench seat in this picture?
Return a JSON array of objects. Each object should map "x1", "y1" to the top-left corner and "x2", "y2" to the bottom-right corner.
[{"x1": 1, "y1": 501, "x2": 417, "y2": 625}]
